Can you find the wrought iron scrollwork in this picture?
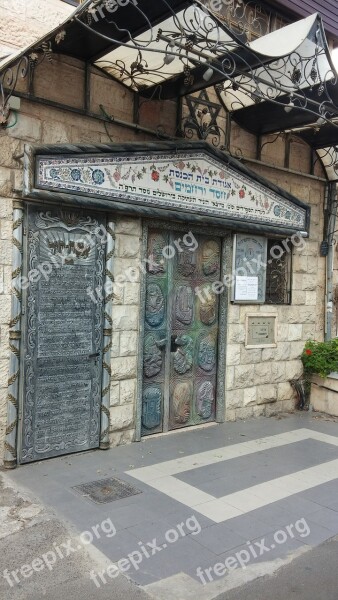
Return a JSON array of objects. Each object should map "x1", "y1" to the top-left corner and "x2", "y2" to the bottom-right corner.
[
  {"x1": 203, "y1": 0, "x2": 280, "y2": 40},
  {"x1": 1, "y1": 0, "x2": 338, "y2": 141},
  {"x1": 265, "y1": 240, "x2": 291, "y2": 305},
  {"x1": 0, "y1": 56, "x2": 29, "y2": 124},
  {"x1": 71, "y1": 0, "x2": 338, "y2": 130},
  {"x1": 0, "y1": 29, "x2": 66, "y2": 124},
  {"x1": 180, "y1": 89, "x2": 226, "y2": 147},
  {"x1": 315, "y1": 146, "x2": 338, "y2": 175}
]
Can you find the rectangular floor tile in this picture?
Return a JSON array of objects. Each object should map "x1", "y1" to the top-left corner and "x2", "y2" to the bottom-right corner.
[
  {"x1": 307, "y1": 507, "x2": 338, "y2": 533},
  {"x1": 194, "y1": 499, "x2": 244, "y2": 522},
  {"x1": 195, "y1": 522, "x2": 247, "y2": 555}
]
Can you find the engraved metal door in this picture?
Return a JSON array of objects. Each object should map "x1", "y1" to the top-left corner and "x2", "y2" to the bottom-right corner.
[
  {"x1": 19, "y1": 206, "x2": 106, "y2": 463},
  {"x1": 142, "y1": 230, "x2": 169, "y2": 435},
  {"x1": 141, "y1": 229, "x2": 221, "y2": 436}
]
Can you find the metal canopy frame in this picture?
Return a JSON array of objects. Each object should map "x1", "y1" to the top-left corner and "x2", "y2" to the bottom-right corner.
[{"x1": 0, "y1": 1, "x2": 338, "y2": 179}]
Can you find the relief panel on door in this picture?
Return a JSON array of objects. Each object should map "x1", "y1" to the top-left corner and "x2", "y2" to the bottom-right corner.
[
  {"x1": 20, "y1": 207, "x2": 106, "y2": 463},
  {"x1": 142, "y1": 230, "x2": 222, "y2": 435},
  {"x1": 141, "y1": 231, "x2": 169, "y2": 435},
  {"x1": 170, "y1": 236, "x2": 221, "y2": 430}
]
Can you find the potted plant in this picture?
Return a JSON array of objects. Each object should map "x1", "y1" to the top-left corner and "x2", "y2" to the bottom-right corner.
[
  {"x1": 301, "y1": 339, "x2": 338, "y2": 378},
  {"x1": 301, "y1": 339, "x2": 338, "y2": 416}
]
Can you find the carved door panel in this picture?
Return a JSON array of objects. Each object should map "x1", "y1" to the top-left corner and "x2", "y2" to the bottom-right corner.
[
  {"x1": 141, "y1": 230, "x2": 169, "y2": 436},
  {"x1": 19, "y1": 206, "x2": 106, "y2": 463},
  {"x1": 169, "y1": 235, "x2": 221, "y2": 430},
  {"x1": 141, "y1": 229, "x2": 221, "y2": 436}
]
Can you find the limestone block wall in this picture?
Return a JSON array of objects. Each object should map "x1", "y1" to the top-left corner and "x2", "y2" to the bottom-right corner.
[
  {"x1": 109, "y1": 217, "x2": 142, "y2": 447},
  {"x1": 225, "y1": 171, "x2": 326, "y2": 421},
  {"x1": 0, "y1": 57, "x2": 157, "y2": 464},
  {"x1": 311, "y1": 374, "x2": 338, "y2": 417}
]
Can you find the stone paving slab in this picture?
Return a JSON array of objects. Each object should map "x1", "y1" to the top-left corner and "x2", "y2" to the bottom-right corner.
[
  {"x1": 5, "y1": 413, "x2": 338, "y2": 599},
  {"x1": 176, "y1": 439, "x2": 338, "y2": 497}
]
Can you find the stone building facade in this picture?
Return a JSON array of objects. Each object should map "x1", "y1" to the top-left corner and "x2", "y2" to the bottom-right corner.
[{"x1": 0, "y1": 0, "x2": 335, "y2": 467}]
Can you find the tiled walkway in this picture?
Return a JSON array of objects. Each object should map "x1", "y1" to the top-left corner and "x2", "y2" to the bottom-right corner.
[{"x1": 7, "y1": 413, "x2": 338, "y2": 599}]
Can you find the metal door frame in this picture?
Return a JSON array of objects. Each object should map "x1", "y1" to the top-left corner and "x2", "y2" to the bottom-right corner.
[{"x1": 136, "y1": 219, "x2": 231, "y2": 441}]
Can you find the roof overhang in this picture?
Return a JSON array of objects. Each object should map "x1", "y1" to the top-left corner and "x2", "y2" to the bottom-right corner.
[{"x1": 1, "y1": 1, "x2": 338, "y2": 180}]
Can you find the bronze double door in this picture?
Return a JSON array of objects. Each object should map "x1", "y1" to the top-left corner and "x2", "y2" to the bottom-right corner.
[{"x1": 141, "y1": 229, "x2": 222, "y2": 436}]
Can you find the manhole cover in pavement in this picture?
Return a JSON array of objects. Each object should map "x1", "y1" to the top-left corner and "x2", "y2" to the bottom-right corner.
[{"x1": 72, "y1": 477, "x2": 142, "y2": 504}]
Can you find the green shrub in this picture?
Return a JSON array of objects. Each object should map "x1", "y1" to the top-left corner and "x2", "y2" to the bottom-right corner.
[{"x1": 301, "y1": 339, "x2": 338, "y2": 378}]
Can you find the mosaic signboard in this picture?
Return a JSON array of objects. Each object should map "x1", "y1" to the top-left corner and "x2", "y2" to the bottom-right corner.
[{"x1": 35, "y1": 151, "x2": 307, "y2": 230}]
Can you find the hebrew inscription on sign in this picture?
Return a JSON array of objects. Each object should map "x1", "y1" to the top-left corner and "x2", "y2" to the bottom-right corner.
[
  {"x1": 35, "y1": 151, "x2": 308, "y2": 230},
  {"x1": 233, "y1": 234, "x2": 268, "y2": 303}
]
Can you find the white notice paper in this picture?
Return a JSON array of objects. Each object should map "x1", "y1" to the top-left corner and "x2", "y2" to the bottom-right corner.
[{"x1": 235, "y1": 276, "x2": 259, "y2": 301}]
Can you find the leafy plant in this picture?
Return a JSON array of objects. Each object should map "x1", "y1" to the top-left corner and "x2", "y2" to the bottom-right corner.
[{"x1": 301, "y1": 339, "x2": 338, "y2": 378}]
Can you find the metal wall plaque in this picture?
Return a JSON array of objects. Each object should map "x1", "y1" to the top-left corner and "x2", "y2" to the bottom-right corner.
[
  {"x1": 246, "y1": 314, "x2": 277, "y2": 348},
  {"x1": 19, "y1": 206, "x2": 106, "y2": 463}
]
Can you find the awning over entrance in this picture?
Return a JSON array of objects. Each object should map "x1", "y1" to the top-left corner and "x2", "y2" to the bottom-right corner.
[
  {"x1": 1, "y1": 0, "x2": 338, "y2": 180},
  {"x1": 25, "y1": 141, "x2": 310, "y2": 236},
  {"x1": 219, "y1": 14, "x2": 337, "y2": 124}
]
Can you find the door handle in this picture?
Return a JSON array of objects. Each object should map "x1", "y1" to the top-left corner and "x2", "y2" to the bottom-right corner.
[
  {"x1": 89, "y1": 352, "x2": 100, "y2": 359},
  {"x1": 171, "y1": 336, "x2": 179, "y2": 352},
  {"x1": 156, "y1": 338, "x2": 167, "y2": 349}
]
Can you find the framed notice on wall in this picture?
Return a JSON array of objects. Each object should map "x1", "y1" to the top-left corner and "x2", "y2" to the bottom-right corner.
[{"x1": 232, "y1": 234, "x2": 267, "y2": 303}]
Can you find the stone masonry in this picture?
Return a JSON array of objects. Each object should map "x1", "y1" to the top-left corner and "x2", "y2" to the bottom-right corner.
[{"x1": 224, "y1": 171, "x2": 326, "y2": 422}]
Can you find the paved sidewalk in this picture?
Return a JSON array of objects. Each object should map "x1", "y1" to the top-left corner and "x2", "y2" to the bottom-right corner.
[
  {"x1": 0, "y1": 472, "x2": 150, "y2": 600},
  {"x1": 3, "y1": 413, "x2": 338, "y2": 599}
]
